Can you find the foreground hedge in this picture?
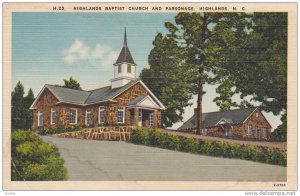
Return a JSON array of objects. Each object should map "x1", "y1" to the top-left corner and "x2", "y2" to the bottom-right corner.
[
  {"x1": 11, "y1": 130, "x2": 68, "y2": 181},
  {"x1": 129, "y1": 128, "x2": 287, "y2": 166}
]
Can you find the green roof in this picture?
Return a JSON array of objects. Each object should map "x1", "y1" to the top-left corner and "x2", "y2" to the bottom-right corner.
[
  {"x1": 178, "y1": 108, "x2": 258, "y2": 130},
  {"x1": 85, "y1": 80, "x2": 139, "y2": 104},
  {"x1": 44, "y1": 79, "x2": 139, "y2": 105},
  {"x1": 45, "y1": 85, "x2": 90, "y2": 105}
]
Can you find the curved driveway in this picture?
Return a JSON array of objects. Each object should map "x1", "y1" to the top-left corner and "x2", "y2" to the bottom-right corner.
[{"x1": 42, "y1": 136, "x2": 286, "y2": 181}]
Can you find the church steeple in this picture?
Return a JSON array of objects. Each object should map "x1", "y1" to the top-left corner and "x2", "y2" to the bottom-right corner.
[
  {"x1": 111, "y1": 28, "x2": 137, "y2": 89},
  {"x1": 115, "y1": 28, "x2": 135, "y2": 65},
  {"x1": 124, "y1": 27, "x2": 127, "y2": 46}
]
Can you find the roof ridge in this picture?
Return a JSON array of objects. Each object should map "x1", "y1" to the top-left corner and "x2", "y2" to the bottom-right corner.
[
  {"x1": 88, "y1": 85, "x2": 111, "y2": 92},
  {"x1": 45, "y1": 84, "x2": 90, "y2": 93},
  {"x1": 202, "y1": 107, "x2": 257, "y2": 115},
  {"x1": 84, "y1": 85, "x2": 111, "y2": 104}
]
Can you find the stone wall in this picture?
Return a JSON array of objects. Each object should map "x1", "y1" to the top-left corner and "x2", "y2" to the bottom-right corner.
[
  {"x1": 32, "y1": 88, "x2": 59, "y2": 130},
  {"x1": 240, "y1": 109, "x2": 272, "y2": 140},
  {"x1": 53, "y1": 126, "x2": 133, "y2": 141}
]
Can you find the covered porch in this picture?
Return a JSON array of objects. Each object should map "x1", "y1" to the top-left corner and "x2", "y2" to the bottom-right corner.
[{"x1": 127, "y1": 95, "x2": 161, "y2": 128}]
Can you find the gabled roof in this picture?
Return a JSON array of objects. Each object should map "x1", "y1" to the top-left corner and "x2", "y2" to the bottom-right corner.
[
  {"x1": 45, "y1": 85, "x2": 90, "y2": 105},
  {"x1": 128, "y1": 95, "x2": 147, "y2": 106},
  {"x1": 178, "y1": 108, "x2": 258, "y2": 130},
  {"x1": 85, "y1": 79, "x2": 139, "y2": 104},
  {"x1": 30, "y1": 79, "x2": 165, "y2": 110},
  {"x1": 128, "y1": 95, "x2": 161, "y2": 110},
  {"x1": 115, "y1": 28, "x2": 136, "y2": 65}
]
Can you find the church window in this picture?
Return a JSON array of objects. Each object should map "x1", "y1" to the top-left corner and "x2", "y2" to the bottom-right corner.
[
  {"x1": 127, "y1": 64, "x2": 131, "y2": 73},
  {"x1": 118, "y1": 64, "x2": 121, "y2": 73}
]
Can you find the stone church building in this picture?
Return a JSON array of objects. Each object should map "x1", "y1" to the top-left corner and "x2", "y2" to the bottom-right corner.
[{"x1": 30, "y1": 29, "x2": 165, "y2": 130}]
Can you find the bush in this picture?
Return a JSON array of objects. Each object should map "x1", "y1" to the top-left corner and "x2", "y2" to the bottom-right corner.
[
  {"x1": 162, "y1": 134, "x2": 180, "y2": 150},
  {"x1": 271, "y1": 129, "x2": 287, "y2": 141},
  {"x1": 129, "y1": 128, "x2": 287, "y2": 166},
  {"x1": 38, "y1": 125, "x2": 80, "y2": 135},
  {"x1": 129, "y1": 128, "x2": 150, "y2": 145},
  {"x1": 178, "y1": 136, "x2": 199, "y2": 153},
  {"x1": 148, "y1": 129, "x2": 165, "y2": 147},
  {"x1": 11, "y1": 130, "x2": 68, "y2": 181}
]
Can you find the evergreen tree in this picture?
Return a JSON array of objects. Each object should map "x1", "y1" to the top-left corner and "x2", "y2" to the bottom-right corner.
[
  {"x1": 11, "y1": 82, "x2": 34, "y2": 130},
  {"x1": 140, "y1": 33, "x2": 194, "y2": 127},
  {"x1": 11, "y1": 81, "x2": 24, "y2": 105},
  {"x1": 141, "y1": 13, "x2": 251, "y2": 132},
  {"x1": 142, "y1": 12, "x2": 287, "y2": 134},
  {"x1": 63, "y1": 77, "x2": 82, "y2": 90},
  {"x1": 23, "y1": 88, "x2": 35, "y2": 129}
]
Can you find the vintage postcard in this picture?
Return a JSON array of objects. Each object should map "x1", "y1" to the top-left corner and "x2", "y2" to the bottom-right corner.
[{"x1": 2, "y1": 2, "x2": 297, "y2": 191}]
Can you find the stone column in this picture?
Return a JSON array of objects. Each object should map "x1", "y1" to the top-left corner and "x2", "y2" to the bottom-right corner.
[
  {"x1": 153, "y1": 110, "x2": 158, "y2": 128},
  {"x1": 134, "y1": 108, "x2": 139, "y2": 127}
]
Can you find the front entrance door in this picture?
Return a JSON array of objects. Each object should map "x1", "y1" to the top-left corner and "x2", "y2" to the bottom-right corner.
[
  {"x1": 225, "y1": 125, "x2": 232, "y2": 137},
  {"x1": 138, "y1": 109, "x2": 142, "y2": 127}
]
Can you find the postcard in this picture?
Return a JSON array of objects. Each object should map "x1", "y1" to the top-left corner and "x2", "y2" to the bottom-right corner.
[{"x1": 2, "y1": 2, "x2": 297, "y2": 191}]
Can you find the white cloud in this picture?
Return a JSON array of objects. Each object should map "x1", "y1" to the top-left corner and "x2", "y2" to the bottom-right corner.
[
  {"x1": 92, "y1": 44, "x2": 111, "y2": 59},
  {"x1": 62, "y1": 40, "x2": 118, "y2": 65}
]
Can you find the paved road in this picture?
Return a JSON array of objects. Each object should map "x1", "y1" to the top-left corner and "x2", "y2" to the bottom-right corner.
[{"x1": 42, "y1": 136, "x2": 286, "y2": 181}]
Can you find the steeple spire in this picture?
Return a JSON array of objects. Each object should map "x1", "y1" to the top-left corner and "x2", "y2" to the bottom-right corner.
[
  {"x1": 111, "y1": 28, "x2": 137, "y2": 89},
  {"x1": 124, "y1": 27, "x2": 127, "y2": 46},
  {"x1": 115, "y1": 28, "x2": 135, "y2": 65}
]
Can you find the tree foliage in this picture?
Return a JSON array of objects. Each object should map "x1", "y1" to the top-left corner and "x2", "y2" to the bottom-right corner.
[
  {"x1": 140, "y1": 33, "x2": 194, "y2": 127},
  {"x1": 215, "y1": 13, "x2": 287, "y2": 116},
  {"x1": 213, "y1": 13, "x2": 287, "y2": 133},
  {"x1": 63, "y1": 77, "x2": 82, "y2": 90},
  {"x1": 11, "y1": 82, "x2": 35, "y2": 130},
  {"x1": 141, "y1": 12, "x2": 287, "y2": 132},
  {"x1": 11, "y1": 130, "x2": 68, "y2": 181},
  {"x1": 271, "y1": 112, "x2": 287, "y2": 141},
  {"x1": 141, "y1": 12, "x2": 251, "y2": 129}
]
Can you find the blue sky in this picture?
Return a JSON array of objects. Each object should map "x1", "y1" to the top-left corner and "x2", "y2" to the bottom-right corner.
[{"x1": 12, "y1": 12, "x2": 281, "y2": 129}]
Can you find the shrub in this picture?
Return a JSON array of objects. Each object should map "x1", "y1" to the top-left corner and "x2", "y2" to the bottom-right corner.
[
  {"x1": 271, "y1": 129, "x2": 287, "y2": 141},
  {"x1": 129, "y1": 128, "x2": 149, "y2": 145},
  {"x1": 162, "y1": 134, "x2": 180, "y2": 150},
  {"x1": 148, "y1": 129, "x2": 164, "y2": 146},
  {"x1": 128, "y1": 128, "x2": 287, "y2": 166},
  {"x1": 200, "y1": 140, "x2": 214, "y2": 155},
  {"x1": 38, "y1": 125, "x2": 80, "y2": 135},
  {"x1": 11, "y1": 130, "x2": 68, "y2": 181},
  {"x1": 239, "y1": 145, "x2": 253, "y2": 160},
  {"x1": 179, "y1": 136, "x2": 199, "y2": 153}
]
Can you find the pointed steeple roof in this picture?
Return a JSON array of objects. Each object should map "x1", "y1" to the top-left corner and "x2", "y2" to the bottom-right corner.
[{"x1": 115, "y1": 28, "x2": 136, "y2": 65}]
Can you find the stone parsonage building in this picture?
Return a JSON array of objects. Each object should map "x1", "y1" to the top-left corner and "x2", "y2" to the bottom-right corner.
[
  {"x1": 178, "y1": 107, "x2": 272, "y2": 140},
  {"x1": 30, "y1": 29, "x2": 166, "y2": 130}
]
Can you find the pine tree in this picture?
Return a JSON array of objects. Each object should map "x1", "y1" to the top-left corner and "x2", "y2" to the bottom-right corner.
[
  {"x1": 141, "y1": 13, "x2": 251, "y2": 132},
  {"x1": 11, "y1": 82, "x2": 34, "y2": 130},
  {"x1": 63, "y1": 77, "x2": 82, "y2": 90}
]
